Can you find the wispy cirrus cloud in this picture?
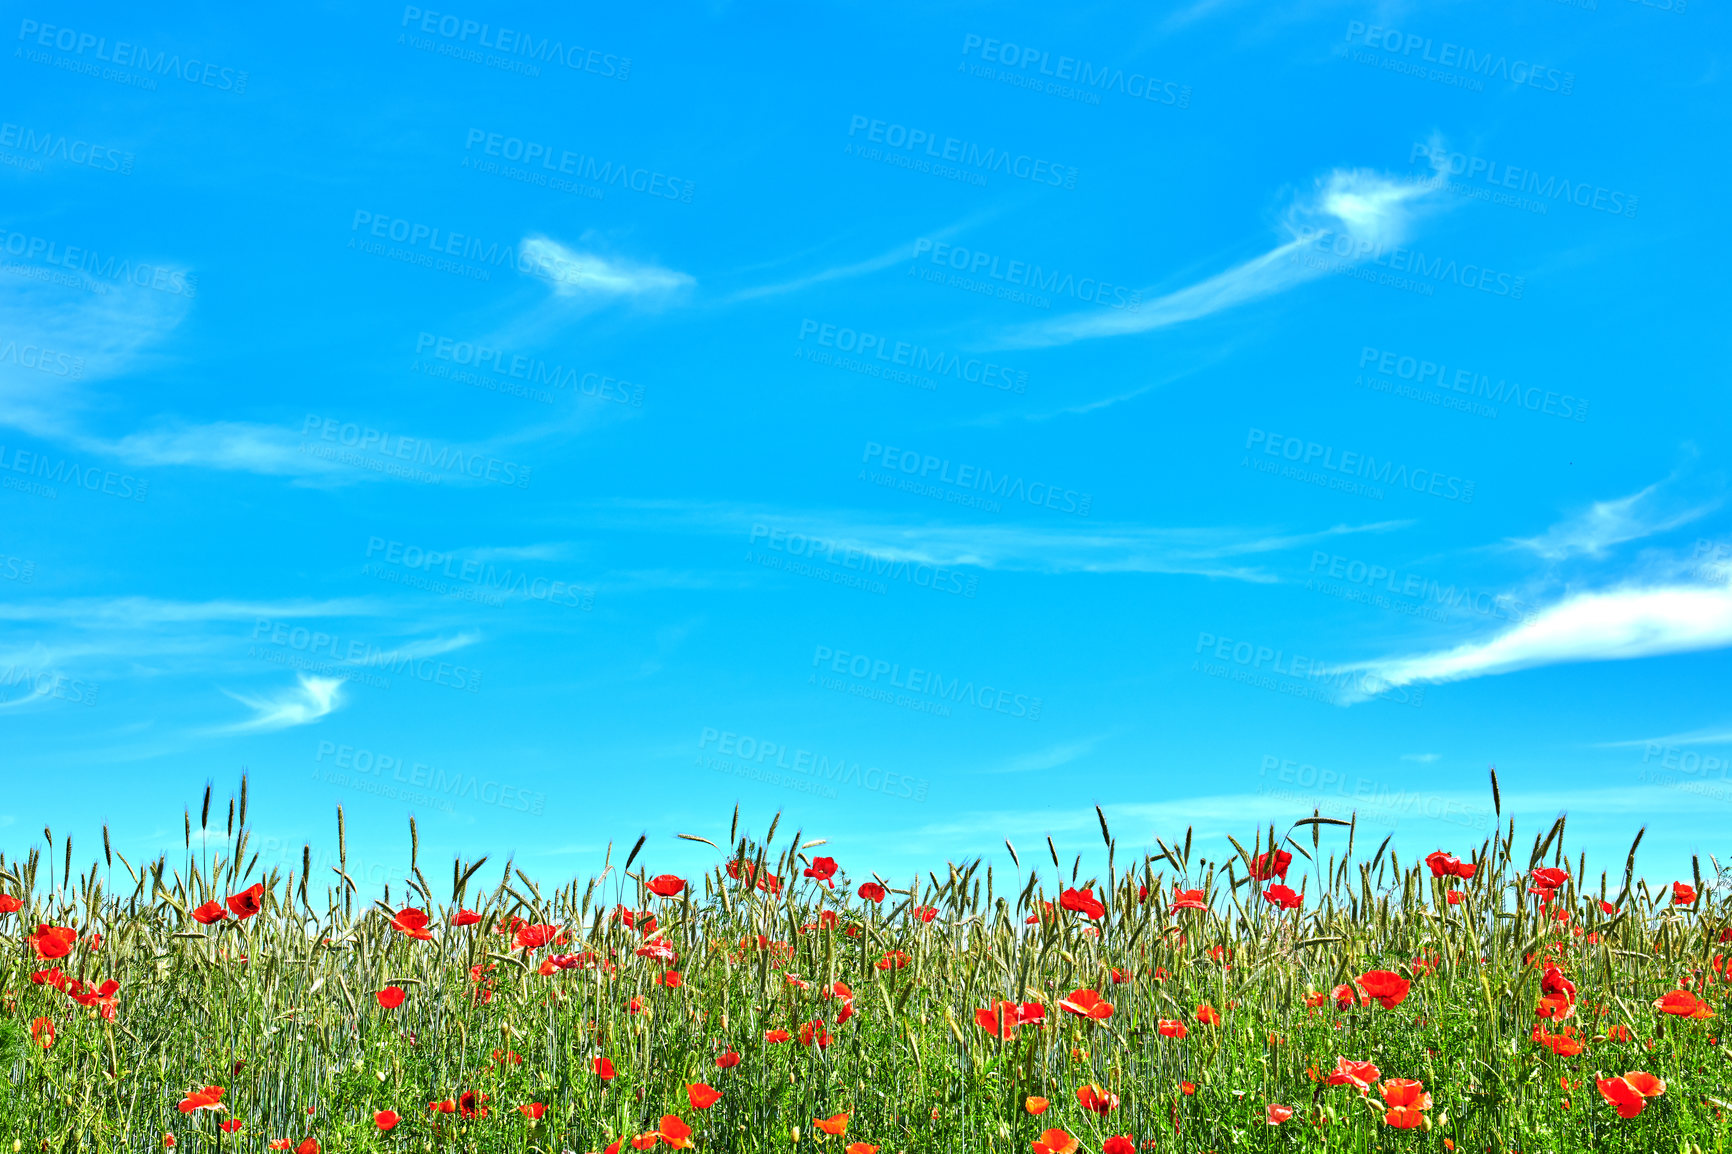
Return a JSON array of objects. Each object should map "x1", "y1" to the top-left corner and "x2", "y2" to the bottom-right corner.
[
  {"x1": 1597, "y1": 725, "x2": 1732, "y2": 749},
  {"x1": 983, "y1": 735, "x2": 1113, "y2": 775},
  {"x1": 722, "y1": 237, "x2": 916, "y2": 304},
  {"x1": 1002, "y1": 165, "x2": 1444, "y2": 350},
  {"x1": 1326, "y1": 465, "x2": 1732, "y2": 699},
  {"x1": 74, "y1": 420, "x2": 346, "y2": 478},
  {"x1": 0, "y1": 235, "x2": 660, "y2": 484},
  {"x1": 1510, "y1": 477, "x2": 1715, "y2": 561},
  {"x1": 521, "y1": 236, "x2": 693, "y2": 300},
  {"x1": 722, "y1": 213, "x2": 990, "y2": 304},
  {"x1": 216, "y1": 674, "x2": 344, "y2": 733},
  {"x1": 602, "y1": 498, "x2": 1409, "y2": 582},
  {"x1": 1347, "y1": 575, "x2": 1732, "y2": 694},
  {"x1": 0, "y1": 596, "x2": 386, "y2": 627}
]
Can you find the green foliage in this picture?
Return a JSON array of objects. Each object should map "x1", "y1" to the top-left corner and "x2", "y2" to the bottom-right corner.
[{"x1": 1, "y1": 795, "x2": 1729, "y2": 1152}]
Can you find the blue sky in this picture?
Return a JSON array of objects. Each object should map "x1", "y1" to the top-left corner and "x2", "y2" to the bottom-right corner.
[{"x1": 3, "y1": 0, "x2": 1729, "y2": 898}]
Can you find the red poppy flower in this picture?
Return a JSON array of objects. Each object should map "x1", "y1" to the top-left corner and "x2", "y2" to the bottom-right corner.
[
  {"x1": 1597, "y1": 1071, "x2": 1663, "y2": 1118},
  {"x1": 715, "y1": 1050, "x2": 740, "y2": 1068},
  {"x1": 1059, "y1": 989, "x2": 1113, "y2": 1021},
  {"x1": 1180, "y1": 1081, "x2": 1196, "y2": 1095},
  {"x1": 458, "y1": 1090, "x2": 489, "y2": 1119},
  {"x1": 1655, "y1": 989, "x2": 1715, "y2": 1018},
  {"x1": 1249, "y1": 850, "x2": 1291, "y2": 881},
  {"x1": 178, "y1": 1086, "x2": 225, "y2": 1113},
  {"x1": 814, "y1": 1112, "x2": 850, "y2": 1136},
  {"x1": 267, "y1": 1142, "x2": 288, "y2": 1151},
  {"x1": 1528, "y1": 866, "x2": 1568, "y2": 896},
  {"x1": 725, "y1": 859, "x2": 782, "y2": 893},
  {"x1": 1024, "y1": 1096, "x2": 1050, "y2": 1115},
  {"x1": 764, "y1": 1029, "x2": 791, "y2": 1043},
  {"x1": 30, "y1": 1017, "x2": 53, "y2": 1049},
  {"x1": 974, "y1": 1000, "x2": 1035, "y2": 1037},
  {"x1": 1536, "y1": 994, "x2": 1575, "y2": 1021},
  {"x1": 857, "y1": 882, "x2": 886, "y2": 903},
  {"x1": 191, "y1": 901, "x2": 227, "y2": 925},
  {"x1": 687, "y1": 1083, "x2": 722, "y2": 1109},
  {"x1": 1100, "y1": 1137, "x2": 1134, "y2": 1154},
  {"x1": 1059, "y1": 887, "x2": 1105, "y2": 920},
  {"x1": 0, "y1": 894, "x2": 21, "y2": 913},
  {"x1": 1623, "y1": 1070, "x2": 1665, "y2": 1098},
  {"x1": 803, "y1": 857, "x2": 839, "y2": 886},
  {"x1": 519, "y1": 1103, "x2": 546, "y2": 1120},
  {"x1": 914, "y1": 904, "x2": 938, "y2": 922},
  {"x1": 592, "y1": 1056, "x2": 616, "y2": 1080},
  {"x1": 1170, "y1": 888, "x2": 1206, "y2": 910},
  {"x1": 1075, "y1": 1084, "x2": 1119, "y2": 1114},
  {"x1": 1606, "y1": 1023, "x2": 1634, "y2": 1041},
  {"x1": 845, "y1": 1145, "x2": 879, "y2": 1154},
  {"x1": 648, "y1": 874, "x2": 686, "y2": 897},
  {"x1": 220, "y1": 1120, "x2": 243, "y2": 1134},
  {"x1": 1532, "y1": 1025, "x2": 1585, "y2": 1056},
  {"x1": 659, "y1": 1115, "x2": 694, "y2": 1150},
  {"x1": 295, "y1": 1141, "x2": 319, "y2": 1154},
  {"x1": 1195, "y1": 1003, "x2": 1221, "y2": 1025},
  {"x1": 375, "y1": 986, "x2": 406, "y2": 1009},
  {"x1": 28, "y1": 925, "x2": 77, "y2": 960},
  {"x1": 1447, "y1": 890, "x2": 1465, "y2": 905},
  {"x1": 876, "y1": 949, "x2": 912, "y2": 971},
  {"x1": 389, "y1": 908, "x2": 434, "y2": 941},
  {"x1": 1356, "y1": 970, "x2": 1411, "y2": 1009},
  {"x1": 1265, "y1": 1104, "x2": 1293, "y2": 1125},
  {"x1": 637, "y1": 939, "x2": 677, "y2": 963},
  {"x1": 451, "y1": 909, "x2": 482, "y2": 926},
  {"x1": 514, "y1": 923, "x2": 560, "y2": 950},
  {"x1": 1157, "y1": 1019, "x2": 1187, "y2": 1039},
  {"x1": 62, "y1": 977, "x2": 120, "y2": 1019},
  {"x1": 1262, "y1": 884, "x2": 1302, "y2": 910},
  {"x1": 630, "y1": 1135, "x2": 658, "y2": 1151},
  {"x1": 226, "y1": 884, "x2": 264, "y2": 919},
  {"x1": 799, "y1": 1020, "x2": 831, "y2": 1048},
  {"x1": 1031, "y1": 1129, "x2": 1078, "y2": 1154},
  {"x1": 1327, "y1": 1057, "x2": 1380, "y2": 1089},
  {"x1": 1380, "y1": 1078, "x2": 1431, "y2": 1127},
  {"x1": 1541, "y1": 966, "x2": 1577, "y2": 1000},
  {"x1": 1673, "y1": 881, "x2": 1698, "y2": 905},
  {"x1": 428, "y1": 1100, "x2": 456, "y2": 1114},
  {"x1": 374, "y1": 1111, "x2": 399, "y2": 1131}
]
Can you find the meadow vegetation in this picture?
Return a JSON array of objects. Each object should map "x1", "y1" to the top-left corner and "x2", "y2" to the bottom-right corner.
[{"x1": 2, "y1": 771, "x2": 1728, "y2": 1152}]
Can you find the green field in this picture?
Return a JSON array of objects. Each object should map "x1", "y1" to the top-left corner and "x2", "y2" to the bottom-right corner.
[{"x1": 2, "y1": 775, "x2": 1726, "y2": 1152}]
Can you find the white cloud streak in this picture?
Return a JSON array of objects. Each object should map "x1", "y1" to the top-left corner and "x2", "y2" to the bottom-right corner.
[
  {"x1": 520, "y1": 237, "x2": 693, "y2": 300},
  {"x1": 0, "y1": 596, "x2": 386, "y2": 627},
  {"x1": 1510, "y1": 479, "x2": 1715, "y2": 560},
  {"x1": 607, "y1": 499, "x2": 1410, "y2": 582},
  {"x1": 1003, "y1": 166, "x2": 1443, "y2": 350},
  {"x1": 1597, "y1": 726, "x2": 1732, "y2": 750},
  {"x1": 1350, "y1": 576, "x2": 1732, "y2": 692},
  {"x1": 216, "y1": 674, "x2": 344, "y2": 733}
]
